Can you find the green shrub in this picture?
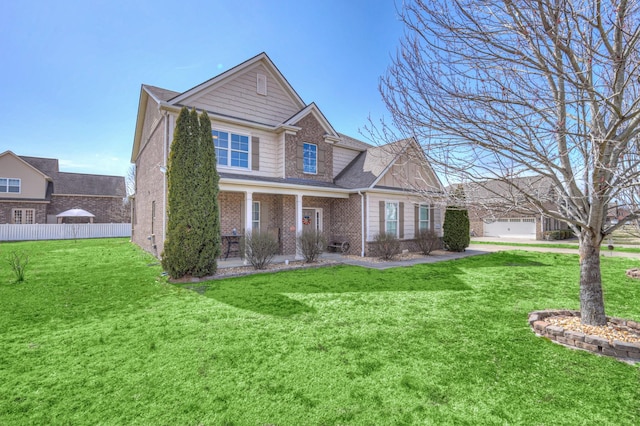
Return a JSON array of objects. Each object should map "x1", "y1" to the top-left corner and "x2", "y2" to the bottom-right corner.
[
  {"x1": 298, "y1": 230, "x2": 327, "y2": 263},
  {"x1": 415, "y1": 229, "x2": 441, "y2": 255},
  {"x1": 443, "y1": 207, "x2": 470, "y2": 252},
  {"x1": 241, "y1": 231, "x2": 279, "y2": 270},
  {"x1": 373, "y1": 232, "x2": 401, "y2": 260},
  {"x1": 162, "y1": 107, "x2": 221, "y2": 278},
  {"x1": 544, "y1": 229, "x2": 574, "y2": 240}
]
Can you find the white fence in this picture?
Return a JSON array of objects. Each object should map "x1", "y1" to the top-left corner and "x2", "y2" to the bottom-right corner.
[{"x1": 0, "y1": 223, "x2": 131, "y2": 241}]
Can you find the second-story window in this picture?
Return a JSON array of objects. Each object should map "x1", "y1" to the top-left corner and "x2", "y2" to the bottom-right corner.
[
  {"x1": 303, "y1": 143, "x2": 317, "y2": 174},
  {"x1": 0, "y1": 178, "x2": 20, "y2": 193},
  {"x1": 213, "y1": 130, "x2": 249, "y2": 169}
]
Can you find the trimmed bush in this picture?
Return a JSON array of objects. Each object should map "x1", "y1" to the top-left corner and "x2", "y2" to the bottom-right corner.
[
  {"x1": 415, "y1": 229, "x2": 441, "y2": 255},
  {"x1": 373, "y1": 232, "x2": 401, "y2": 260},
  {"x1": 241, "y1": 231, "x2": 279, "y2": 270},
  {"x1": 544, "y1": 229, "x2": 574, "y2": 240},
  {"x1": 443, "y1": 185, "x2": 470, "y2": 252},
  {"x1": 298, "y1": 230, "x2": 327, "y2": 263}
]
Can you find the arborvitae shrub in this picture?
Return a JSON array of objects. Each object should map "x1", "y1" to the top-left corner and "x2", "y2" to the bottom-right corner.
[
  {"x1": 162, "y1": 107, "x2": 221, "y2": 278},
  {"x1": 442, "y1": 207, "x2": 470, "y2": 252}
]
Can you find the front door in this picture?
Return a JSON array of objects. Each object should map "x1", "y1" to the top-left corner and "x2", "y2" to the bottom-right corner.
[{"x1": 302, "y1": 209, "x2": 316, "y2": 233}]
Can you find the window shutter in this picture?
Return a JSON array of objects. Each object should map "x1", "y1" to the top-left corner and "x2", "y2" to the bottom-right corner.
[
  {"x1": 379, "y1": 201, "x2": 385, "y2": 234},
  {"x1": 414, "y1": 204, "x2": 419, "y2": 236},
  {"x1": 252, "y1": 136, "x2": 260, "y2": 171},
  {"x1": 399, "y1": 202, "x2": 404, "y2": 239},
  {"x1": 317, "y1": 145, "x2": 326, "y2": 174},
  {"x1": 430, "y1": 206, "x2": 435, "y2": 231},
  {"x1": 296, "y1": 142, "x2": 304, "y2": 172}
]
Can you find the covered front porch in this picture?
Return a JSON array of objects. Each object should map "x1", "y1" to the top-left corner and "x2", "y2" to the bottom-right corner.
[{"x1": 217, "y1": 181, "x2": 362, "y2": 258}]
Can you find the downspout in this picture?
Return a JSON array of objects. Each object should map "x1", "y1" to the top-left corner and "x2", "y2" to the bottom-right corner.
[
  {"x1": 358, "y1": 191, "x2": 365, "y2": 257},
  {"x1": 162, "y1": 111, "x2": 168, "y2": 246}
]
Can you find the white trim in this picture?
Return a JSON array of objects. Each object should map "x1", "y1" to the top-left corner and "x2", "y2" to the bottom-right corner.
[
  {"x1": 252, "y1": 200, "x2": 261, "y2": 231},
  {"x1": 0, "y1": 177, "x2": 21, "y2": 194},
  {"x1": 384, "y1": 200, "x2": 400, "y2": 237},
  {"x1": 302, "y1": 207, "x2": 323, "y2": 232},
  {"x1": 213, "y1": 128, "x2": 252, "y2": 170}
]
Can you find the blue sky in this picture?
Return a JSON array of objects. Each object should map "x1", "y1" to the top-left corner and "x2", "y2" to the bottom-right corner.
[{"x1": 0, "y1": 0, "x2": 405, "y2": 177}]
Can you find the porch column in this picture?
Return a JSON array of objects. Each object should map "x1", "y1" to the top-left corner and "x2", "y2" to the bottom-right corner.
[
  {"x1": 244, "y1": 191, "x2": 253, "y2": 235},
  {"x1": 295, "y1": 193, "x2": 303, "y2": 259}
]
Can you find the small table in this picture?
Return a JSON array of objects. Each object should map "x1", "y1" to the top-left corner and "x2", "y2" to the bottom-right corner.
[{"x1": 221, "y1": 234, "x2": 242, "y2": 259}]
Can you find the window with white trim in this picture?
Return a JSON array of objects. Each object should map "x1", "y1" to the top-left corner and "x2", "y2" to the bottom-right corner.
[
  {"x1": 252, "y1": 201, "x2": 260, "y2": 231},
  {"x1": 0, "y1": 178, "x2": 20, "y2": 193},
  {"x1": 303, "y1": 143, "x2": 317, "y2": 174},
  {"x1": 418, "y1": 204, "x2": 430, "y2": 231},
  {"x1": 12, "y1": 209, "x2": 34, "y2": 224},
  {"x1": 385, "y1": 201, "x2": 399, "y2": 236},
  {"x1": 212, "y1": 130, "x2": 249, "y2": 169}
]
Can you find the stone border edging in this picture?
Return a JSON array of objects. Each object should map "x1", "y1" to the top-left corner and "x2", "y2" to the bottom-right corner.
[{"x1": 528, "y1": 310, "x2": 640, "y2": 364}]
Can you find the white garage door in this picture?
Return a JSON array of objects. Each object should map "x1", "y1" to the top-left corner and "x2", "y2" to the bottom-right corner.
[{"x1": 484, "y1": 218, "x2": 536, "y2": 238}]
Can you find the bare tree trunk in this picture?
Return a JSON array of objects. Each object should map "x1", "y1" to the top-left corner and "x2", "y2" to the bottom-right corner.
[{"x1": 579, "y1": 232, "x2": 606, "y2": 326}]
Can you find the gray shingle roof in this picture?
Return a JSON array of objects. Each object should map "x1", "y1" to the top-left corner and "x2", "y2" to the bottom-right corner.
[
  {"x1": 334, "y1": 139, "x2": 410, "y2": 189},
  {"x1": 219, "y1": 172, "x2": 343, "y2": 190},
  {"x1": 19, "y1": 155, "x2": 125, "y2": 197},
  {"x1": 19, "y1": 156, "x2": 59, "y2": 177},
  {"x1": 337, "y1": 133, "x2": 372, "y2": 151},
  {"x1": 54, "y1": 172, "x2": 126, "y2": 197},
  {"x1": 144, "y1": 85, "x2": 180, "y2": 102}
]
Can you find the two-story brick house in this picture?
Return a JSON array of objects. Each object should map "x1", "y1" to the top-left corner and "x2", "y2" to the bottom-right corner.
[
  {"x1": 131, "y1": 53, "x2": 444, "y2": 258},
  {"x1": 0, "y1": 150, "x2": 128, "y2": 224}
]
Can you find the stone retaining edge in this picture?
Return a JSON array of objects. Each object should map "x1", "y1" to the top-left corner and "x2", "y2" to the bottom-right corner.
[{"x1": 528, "y1": 310, "x2": 640, "y2": 364}]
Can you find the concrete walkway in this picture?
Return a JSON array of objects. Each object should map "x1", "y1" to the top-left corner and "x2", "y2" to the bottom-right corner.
[{"x1": 217, "y1": 237, "x2": 640, "y2": 271}]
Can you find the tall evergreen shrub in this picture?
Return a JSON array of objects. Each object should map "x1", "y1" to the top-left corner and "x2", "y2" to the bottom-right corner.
[
  {"x1": 443, "y1": 186, "x2": 470, "y2": 252},
  {"x1": 162, "y1": 107, "x2": 221, "y2": 278}
]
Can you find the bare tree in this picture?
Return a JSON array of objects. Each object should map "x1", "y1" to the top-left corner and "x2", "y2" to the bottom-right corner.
[
  {"x1": 126, "y1": 164, "x2": 136, "y2": 197},
  {"x1": 377, "y1": 0, "x2": 640, "y2": 325}
]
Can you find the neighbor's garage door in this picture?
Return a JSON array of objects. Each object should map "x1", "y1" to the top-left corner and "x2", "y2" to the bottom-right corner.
[{"x1": 484, "y1": 218, "x2": 536, "y2": 238}]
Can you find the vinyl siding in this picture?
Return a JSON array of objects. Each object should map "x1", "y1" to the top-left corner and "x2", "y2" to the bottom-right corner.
[
  {"x1": 209, "y1": 120, "x2": 280, "y2": 177},
  {"x1": 0, "y1": 155, "x2": 48, "y2": 199},
  {"x1": 377, "y1": 154, "x2": 440, "y2": 191},
  {"x1": 367, "y1": 193, "x2": 443, "y2": 240},
  {"x1": 333, "y1": 146, "x2": 362, "y2": 178},
  {"x1": 190, "y1": 64, "x2": 301, "y2": 126}
]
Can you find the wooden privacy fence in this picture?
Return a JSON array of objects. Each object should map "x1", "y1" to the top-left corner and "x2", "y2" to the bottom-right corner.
[{"x1": 0, "y1": 223, "x2": 131, "y2": 241}]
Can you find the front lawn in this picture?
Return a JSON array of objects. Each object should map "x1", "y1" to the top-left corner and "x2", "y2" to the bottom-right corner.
[{"x1": 1, "y1": 239, "x2": 639, "y2": 424}]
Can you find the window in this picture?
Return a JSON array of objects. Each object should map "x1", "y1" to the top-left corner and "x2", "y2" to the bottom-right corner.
[
  {"x1": 12, "y1": 209, "x2": 34, "y2": 224},
  {"x1": 385, "y1": 201, "x2": 398, "y2": 236},
  {"x1": 0, "y1": 178, "x2": 20, "y2": 193},
  {"x1": 213, "y1": 130, "x2": 249, "y2": 169},
  {"x1": 252, "y1": 201, "x2": 260, "y2": 231},
  {"x1": 303, "y1": 143, "x2": 317, "y2": 174},
  {"x1": 418, "y1": 204, "x2": 430, "y2": 231}
]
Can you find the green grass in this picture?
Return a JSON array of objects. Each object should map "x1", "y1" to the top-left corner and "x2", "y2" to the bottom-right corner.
[
  {"x1": 1, "y1": 239, "x2": 639, "y2": 424},
  {"x1": 472, "y1": 239, "x2": 640, "y2": 253}
]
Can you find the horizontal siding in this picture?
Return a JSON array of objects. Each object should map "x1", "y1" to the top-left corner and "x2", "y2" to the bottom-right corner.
[
  {"x1": 192, "y1": 64, "x2": 300, "y2": 126},
  {"x1": 0, "y1": 223, "x2": 131, "y2": 241},
  {"x1": 377, "y1": 148, "x2": 441, "y2": 191},
  {"x1": 367, "y1": 193, "x2": 443, "y2": 240},
  {"x1": 210, "y1": 120, "x2": 280, "y2": 177},
  {"x1": 333, "y1": 147, "x2": 361, "y2": 178}
]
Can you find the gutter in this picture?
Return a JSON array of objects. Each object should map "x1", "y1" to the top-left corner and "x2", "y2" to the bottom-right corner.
[{"x1": 358, "y1": 191, "x2": 365, "y2": 257}]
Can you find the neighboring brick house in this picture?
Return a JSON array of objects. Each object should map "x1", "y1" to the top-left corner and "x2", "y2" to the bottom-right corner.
[
  {"x1": 131, "y1": 52, "x2": 444, "y2": 258},
  {"x1": 458, "y1": 176, "x2": 570, "y2": 240},
  {"x1": 0, "y1": 150, "x2": 129, "y2": 224}
]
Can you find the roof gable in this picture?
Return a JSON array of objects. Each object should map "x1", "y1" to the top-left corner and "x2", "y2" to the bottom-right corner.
[
  {"x1": 335, "y1": 138, "x2": 443, "y2": 192},
  {"x1": 284, "y1": 103, "x2": 340, "y2": 142},
  {"x1": 0, "y1": 151, "x2": 53, "y2": 180},
  {"x1": 169, "y1": 53, "x2": 306, "y2": 125}
]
